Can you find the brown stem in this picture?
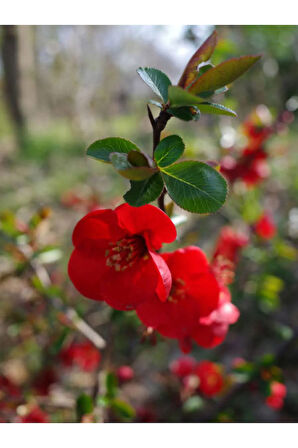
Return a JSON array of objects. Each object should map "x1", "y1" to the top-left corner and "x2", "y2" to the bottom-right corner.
[
  {"x1": 152, "y1": 108, "x2": 171, "y2": 153},
  {"x1": 148, "y1": 106, "x2": 171, "y2": 212},
  {"x1": 158, "y1": 187, "x2": 167, "y2": 212}
]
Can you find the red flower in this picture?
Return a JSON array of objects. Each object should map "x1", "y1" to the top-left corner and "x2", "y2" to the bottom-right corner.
[
  {"x1": 221, "y1": 147, "x2": 270, "y2": 186},
  {"x1": 192, "y1": 286, "x2": 240, "y2": 349},
  {"x1": 266, "y1": 381, "x2": 287, "y2": 410},
  {"x1": 136, "y1": 246, "x2": 220, "y2": 353},
  {"x1": 213, "y1": 226, "x2": 249, "y2": 269},
  {"x1": 195, "y1": 361, "x2": 224, "y2": 397},
  {"x1": 243, "y1": 120, "x2": 272, "y2": 149},
  {"x1": 21, "y1": 406, "x2": 49, "y2": 423},
  {"x1": 68, "y1": 204, "x2": 176, "y2": 310},
  {"x1": 60, "y1": 342, "x2": 101, "y2": 372},
  {"x1": 254, "y1": 212, "x2": 276, "y2": 239},
  {"x1": 170, "y1": 356, "x2": 196, "y2": 378},
  {"x1": 117, "y1": 365, "x2": 134, "y2": 382}
]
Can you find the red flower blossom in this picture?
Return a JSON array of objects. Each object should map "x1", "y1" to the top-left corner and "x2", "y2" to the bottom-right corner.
[
  {"x1": 213, "y1": 226, "x2": 249, "y2": 270},
  {"x1": 170, "y1": 356, "x2": 196, "y2": 378},
  {"x1": 254, "y1": 212, "x2": 276, "y2": 239},
  {"x1": 221, "y1": 147, "x2": 270, "y2": 186},
  {"x1": 195, "y1": 361, "x2": 224, "y2": 397},
  {"x1": 136, "y1": 246, "x2": 220, "y2": 353},
  {"x1": 21, "y1": 406, "x2": 49, "y2": 423},
  {"x1": 60, "y1": 342, "x2": 101, "y2": 372},
  {"x1": 61, "y1": 189, "x2": 100, "y2": 212},
  {"x1": 243, "y1": 121, "x2": 272, "y2": 149},
  {"x1": 192, "y1": 286, "x2": 240, "y2": 349},
  {"x1": 68, "y1": 204, "x2": 176, "y2": 310},
  {"x1": 117, "y1": 365, "x2": 134, "y2": 382},
  {"x1": 266, "y1": 381, "x2": 287, "y2": 410}
]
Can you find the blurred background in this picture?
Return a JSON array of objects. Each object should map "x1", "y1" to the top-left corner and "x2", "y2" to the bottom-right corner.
[{"x1": 0, "y1": 25, "x2": 298, "y2": 423}]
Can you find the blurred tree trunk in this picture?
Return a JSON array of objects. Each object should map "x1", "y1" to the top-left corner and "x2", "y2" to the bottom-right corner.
[
  {"x1": 1, "y1": 25, "x2": 26, "y2": 148},
  {"x1": 18, "y1": 26, "x2": 38, "y2": 120}
]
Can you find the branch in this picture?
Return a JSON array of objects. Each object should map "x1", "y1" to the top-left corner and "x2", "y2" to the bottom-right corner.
[
  {"x1": 18, "y1": 242, "x2": 106, "y2": 350},
  {"x1": 147, "y1": 106, "x2": 171, "y2": 212}
]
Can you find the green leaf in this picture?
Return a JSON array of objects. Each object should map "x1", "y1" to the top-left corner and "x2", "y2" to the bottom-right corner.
[
  {"x1": 137, "y1": 67, "x2": 171, "y2": 103},
  {"x1": 87, "y1": 137, "x2": 140, "y2": 163},
  {"x1": 195, "y1": 102, "x2": 237, "y2": 117},
  {"x1": 110, "y1": 152, "x2": 157, "y2": 180},
  {"x1": 124, "y1": 173, "x2": 163, "y2": 207},
  {"x1": 154, "y1": 135, "x2": 185, "y2": 168},
  {"x1": 160, "y1": 161, "x2": 227, "y2": 214},
  {"x1": 178, "y1": 31, "x2": 217, "y2": 88},
  {"x1": 76, "y1": 394, "x2": 94, "y2": 420},
  {"x1": 168, "y1": 86, "x2": 207, "y2": 108},
  {"x1": 105, "y1": 372, "x2": 118, "y2": 400},
  {"x1": 168, "y1": 106, "x2": 200, "y2": 121},
  {"x1": 168, "y1": 87, "x2": 236, "y2": 117},
  {"x1": 189, "y1": 55, "x2": 261, "y2": 95},
  {"x1": 111, "y1": 399, "x2": 136, "y2": 420},
  {"x1": 127, "y1": 150, "x2": 150, "y2": 167}
]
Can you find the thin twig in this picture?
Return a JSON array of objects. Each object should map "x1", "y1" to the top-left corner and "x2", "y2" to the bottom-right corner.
[{"x1": 18, "y1": 243, "x2": 106, "y2": 350}]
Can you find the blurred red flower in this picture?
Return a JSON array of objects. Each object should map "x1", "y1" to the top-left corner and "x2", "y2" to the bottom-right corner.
[
  {"x1": 170, "y1": 356, "x2": 196, "y2": 378},
  {"x1": 136, "y1": 246, "x2": 220, "y2": 353},
  {"x1": 266, "y1": 381, "x2": 287, "y2": 410},
  {"x1": 221, "y1": 147, "x2": 270, "y2": 187},
  {"x1": 192, "y1": 286, "x2": 240, "y2": 349},
  {"x1": 61, "y1": 190, "x2": 100, "y2": 212},
  {"x1": 60, "y1": 342, "x2": 101, "y2": 372},
  {"x1": 21, "y1": 406, "x2": 49, "y2": 423},
  {"x1": 195, "y1": 361, "x2": 224, "y2": 397},
  {"x1": 117, "y1": 365, "x2": 134, "y2": 382},
  {"x1": 254, "y1": 212, "x2": 276, "y2": 239},
  {"x1": 0, "y1": 375, "x2": 21, "y2": 411},
  {"x1": 213, "y1": 226, "x2": 249, "y2": 266},
  {"x1": 68, "y1": 204, "x2": 176, "y2": 310}
]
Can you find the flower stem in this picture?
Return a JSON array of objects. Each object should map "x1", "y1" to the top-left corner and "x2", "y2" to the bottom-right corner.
[{"x1": 147, "y1": 105, "x2": 171, "y2": 212}]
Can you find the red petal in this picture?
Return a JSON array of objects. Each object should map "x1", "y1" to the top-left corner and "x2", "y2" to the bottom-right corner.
[
  {"x1": 101, "y1": 255, "x2": 166, "y2": 311},
  {"x1": 162, "y1": 246, "x2": 210, "y2": 279},
  {"x1": 115, "y1": 203, "x2": 176, "y2": 250},
  {"x1": 149, "y1": 250, "x2": 172, "y2": 302},
  {"x1": 72, "y1": 209, "x2": 125, "y2": 249},
  {"x1": 192, "y1": 324, "x2": 226, "y2": 348},
  {"x1": 68, "y1": 248, "x2": 107, "y2": 301},
  {"x1": 162, "y1": 247, "x2": 220, "y2": 316}
]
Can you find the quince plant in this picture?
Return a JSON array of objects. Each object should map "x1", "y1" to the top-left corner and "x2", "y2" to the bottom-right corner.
[{"x1": 86, "y1": 30, "x2": 260, "y2": 214}]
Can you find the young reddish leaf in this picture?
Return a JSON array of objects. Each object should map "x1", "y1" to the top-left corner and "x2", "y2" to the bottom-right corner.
[
  {"x1": 189, "y1": 55, "x2": 261, "y2": 96},
  {"x1": 178, "y1": 31, "x2": 218, "y2": 88}
]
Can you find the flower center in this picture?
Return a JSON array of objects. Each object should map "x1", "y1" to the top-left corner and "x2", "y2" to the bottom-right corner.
[
  {"x1": 168, "y1": 278, "x2": 186, "y2": 303},
  {"x1": 105, "y1": 236, "x2": 147, "y2": 271}
]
